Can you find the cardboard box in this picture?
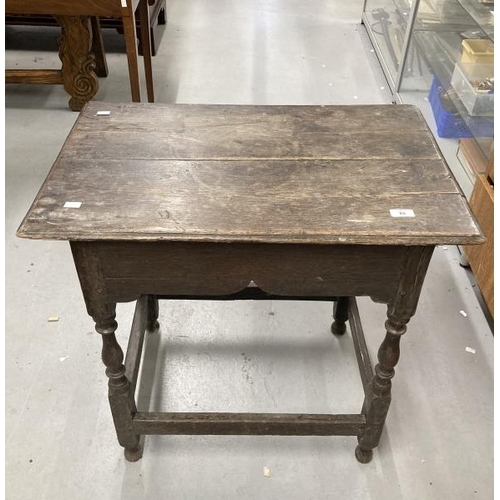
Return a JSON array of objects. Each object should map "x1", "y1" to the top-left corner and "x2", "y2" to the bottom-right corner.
[
  {"x1": 464, "y1": 174, "x2": 494, "y2": 317},
  {"x1": 458, "y1": 138, "x2": 493, "y2": 176},
  {"x1": 461, "y1": 39, "x2": 494, "y2": 65},
  {"x1": 451, "y1": 62, "x2": 494, "y2": 117}
]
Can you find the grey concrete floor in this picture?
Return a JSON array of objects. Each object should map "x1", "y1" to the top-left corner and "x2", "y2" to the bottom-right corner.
[{"x1": 5, "y1": 0, "x2": 493, "y2": 499}]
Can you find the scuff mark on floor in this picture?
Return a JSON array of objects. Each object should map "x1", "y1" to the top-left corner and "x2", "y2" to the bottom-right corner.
[{"x1": 241, "y1": 352, "x2": 255, "y2": 384}]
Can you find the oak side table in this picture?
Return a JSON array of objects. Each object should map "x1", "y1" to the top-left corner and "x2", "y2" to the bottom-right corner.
[{"x1": 17, "y1": 102, "x2": 484, "y2": 463}]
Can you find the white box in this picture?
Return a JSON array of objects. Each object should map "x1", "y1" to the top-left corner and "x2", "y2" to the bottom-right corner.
[{"x1": 450, "y1": 62, "x2": 494, "y2": 117}]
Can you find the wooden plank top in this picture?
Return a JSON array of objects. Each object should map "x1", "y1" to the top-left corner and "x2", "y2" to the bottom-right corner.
[{"x1": 17, "y1": 102, "x2": 484, "y2": 246}]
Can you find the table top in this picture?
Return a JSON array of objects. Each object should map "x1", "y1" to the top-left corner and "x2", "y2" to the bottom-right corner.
[
  {"x1": 17, "y1": 102, "x2": 484, "y2": 246},
  {"x1": 6, "y1": 0, "x2": 136, "y2": 17}
]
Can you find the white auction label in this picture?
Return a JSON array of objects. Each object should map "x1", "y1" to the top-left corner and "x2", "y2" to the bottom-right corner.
[
  {"x1": 390, "y1": 209, "x2": 415, "y2": 218},
  {"x1": 64, "y1": 201, "x2": 82, "y2": 208},
  {"x1": 96, "y1": 111, "x2": 111, "y2": 116}
]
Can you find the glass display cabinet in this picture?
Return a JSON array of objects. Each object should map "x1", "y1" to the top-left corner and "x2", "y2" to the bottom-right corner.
[{"x1": 363, "y1": 0, "x2": 494, "y2": 194}]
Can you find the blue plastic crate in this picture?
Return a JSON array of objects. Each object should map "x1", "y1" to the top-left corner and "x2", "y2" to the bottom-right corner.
[{"x1": 428, "y1": 76, "x2": 493, "y2": 138}]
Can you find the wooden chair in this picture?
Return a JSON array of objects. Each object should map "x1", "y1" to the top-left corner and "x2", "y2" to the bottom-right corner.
[{"x1": 122, "y1": 0, "x2": 154, "y2": 103}]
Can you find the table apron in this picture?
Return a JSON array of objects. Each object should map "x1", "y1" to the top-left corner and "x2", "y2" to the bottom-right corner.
[{"x1": 71, "y1": 241, "x2": 410, "y2": 305}]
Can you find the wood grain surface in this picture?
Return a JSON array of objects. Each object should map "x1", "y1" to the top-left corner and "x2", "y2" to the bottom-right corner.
[
  {"x1": 132, "y1": 412, "x2": 367, "y2": 436},
  {"x1": 85, "y1": 241, "x2": 406, "y2": 303},
  {"x1": 17, "y1": 102, "x2": 484, "y2": 245},
  {"x1": 5, "y1": 69, "x2": 63, "y2": 84}
]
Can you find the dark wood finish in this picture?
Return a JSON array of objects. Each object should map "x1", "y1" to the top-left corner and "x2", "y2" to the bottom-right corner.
[
  {"x1": 92, "y1": 242, "x2": 406, "y2": 304},
  {"x1": 18, "y1": 103, "x2": 483, "y2": 246},
  {"x1": 155, "y1": 290, "x2": 339, "y2": 301},
  {"x1": 356, "y1": 246, "x2": 434, "y2": 463},
  {"x1": 124, "y1": 295, "x2": 148, "y2": 393},
  {"x1": 96, "y1": 304, "x2": 142, "y2": 461},
  {"x1": 133, "y1": 413, "x2": 367, "y2": 436},
  {"x1": 17, "y1": 104, "x2": 484, "y2": 464},
  {"x1": 147, "y1": 294, "x2": 160, "y2": 331},
  {"x1": 5, "y1": 0, "x2": 154, "y2": 110},
  {"x1": 60, "y1": 104, "x2": 443, "y2": 160},
  {"x1": 331, "y1": 296, "x2": 349, "y2": 336},
  {"x1": 347, "y1": 297, "x2": 374, "y2": 393},
  {"x1": 70, "y1": 242, "x2": 142, "y2": 461}
]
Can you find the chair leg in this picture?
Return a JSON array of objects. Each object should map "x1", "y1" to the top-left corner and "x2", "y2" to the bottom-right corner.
[
  {"x1": 139, "y1": 0, "x2": 154, "y2": 102},
  {"x1": 122, "y1": 11, "x2": 141, "y2": 102},
  {"x1": 90, "y1": 17, "x2": 108, "y2": 78},
  {"x1": 158, "y1": 0, "x2": 167, "y2": 25}
]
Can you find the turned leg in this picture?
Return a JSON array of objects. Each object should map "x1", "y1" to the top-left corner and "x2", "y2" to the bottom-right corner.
[
  {"x1": 355, "y1": 315, "x2": 408, "y2": 463},
  {"x1": 93, "y1": 304, "x2": 142, "y2": 462},
  {"x1": 331, "y1": 296, "x2": 349, "y2": 336},
  {"x1": 147, "y1": 294, "x2": 160, "y2": 332},
  {"x1": 55, "y1": 16, "x2": 99, "y2": 111},
  {"x1": 355, "y1": 247, "x2": 434, "y2": 463}
]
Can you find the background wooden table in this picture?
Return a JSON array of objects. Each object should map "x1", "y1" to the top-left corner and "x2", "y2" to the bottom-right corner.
[{"x1": 5, "y1": 0, "x2": 154, "y2": 110}]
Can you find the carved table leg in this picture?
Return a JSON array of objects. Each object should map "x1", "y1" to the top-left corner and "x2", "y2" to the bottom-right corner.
[
  {"x1": 355, "y1": 247, "x2": 434, "y2": 463},
  {"x1": 331, "y1": 296, "x2": 349, "y2": 336},
  {"x1": 147, "y1": 294, "x2": 160, "y2": 332},
  {"x1": 93, "y1": 304, "x2": 142, "y2": 462},
  {"x1": 55, "y1": 16, "x2": 99, "y2": 111}
]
